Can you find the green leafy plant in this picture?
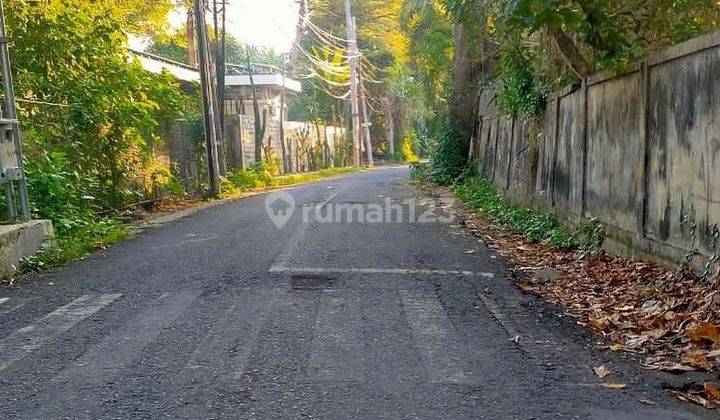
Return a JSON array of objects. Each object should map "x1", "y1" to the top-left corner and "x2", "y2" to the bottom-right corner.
[
  {"x1": 495, "y1": 45, "x2": 549, "y2": 119},
  {"x1": 429, "y1": 124, "x2": 466, "y2": 186},
  {"x1": 455, "y1": 178, "x2": 605, "y2": 252}
]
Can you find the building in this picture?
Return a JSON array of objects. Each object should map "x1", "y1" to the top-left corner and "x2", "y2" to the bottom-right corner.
[{"x1": 130, "y1": 49, "x2": 347, "y2": 183}]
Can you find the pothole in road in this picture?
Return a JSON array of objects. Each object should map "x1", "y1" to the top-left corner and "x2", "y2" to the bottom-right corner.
[{"x1": 290, "y1": 274, "x2": 336, "y2": 291}]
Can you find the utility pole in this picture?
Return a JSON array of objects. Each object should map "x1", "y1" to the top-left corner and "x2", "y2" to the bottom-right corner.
[
  {"x1": 343, "y1": 0, "x2": 361, "y2": 167},
  {"x1": 289, "y1": 0, "x2": 308, "y2": 70},
  {"x1": 0, "y1": 0, "x2": 29, "y2": 221},
  {"x1": 212, "y1": 0, "x2": 227, "y2": 175},
  {"x1": 383, "y1": 97, "x2": 395, "y2": 157},
  {"x1": 357, "y1": 50, "x2": 374, "y2": 166},
  {"x1": 194, "y1": 0, "x2": 220, "y2": 195}
]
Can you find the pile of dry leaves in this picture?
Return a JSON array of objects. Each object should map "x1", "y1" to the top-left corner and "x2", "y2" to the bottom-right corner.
[{"x1": 455, "y1": 198, "x2": 720, "y2": 409}]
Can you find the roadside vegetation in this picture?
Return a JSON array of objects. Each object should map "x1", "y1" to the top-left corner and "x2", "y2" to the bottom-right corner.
[
  {"x1": 454, "y1": 179, "x2": 605, "y2": 255},
  {"x1": 220, "y1": 165, "x2": 361, "y2": 198},
  {"x1": 5, "y1": 1, "x2": 190, "y2": 274}
]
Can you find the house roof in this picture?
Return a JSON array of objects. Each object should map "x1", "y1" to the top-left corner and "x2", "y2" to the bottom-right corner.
[{"x1": 129, "y1": 49, "x2": 302, "y2": 92}]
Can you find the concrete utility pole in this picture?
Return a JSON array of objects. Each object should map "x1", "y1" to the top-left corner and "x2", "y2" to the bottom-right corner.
[
  {"x1": 289, "y1": 0, "x2": 308, "y2": 70},
  {"x1": 353, "y1": 45, "x2": 375, "y2": 166},
  {"x1": 194, "y1": 0, "x2": 221, "y2": 195},
  {"x1": 343, "y1": 0, "x2": 361, "y2": 167},
  {"x1": 384, "y1": 98, "x2": 395, "y2": 157},
  {"x1": 358, "y1": 75, "x2": 374, "y2": 165}
]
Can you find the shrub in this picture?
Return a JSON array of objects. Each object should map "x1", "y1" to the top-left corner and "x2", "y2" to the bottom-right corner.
[
  {"x1": 429, "y1": 124, "x2": 465, "y2": 185},
  {"x1": 227, "y1": 168, "x2": 263, "y2": 190},
  {"x1": 401, "y1": 132, "x2": 420, "y2": 163},
  {"x1": 454, "y1": 179, "x2": 605, "y2": 253}
]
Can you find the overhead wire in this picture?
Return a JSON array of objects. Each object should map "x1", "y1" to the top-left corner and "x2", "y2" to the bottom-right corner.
[
  {"x1": 303, "y1": 23, "x2": 351, "y2": 52},
  {"x1": 291, "y1": 13, "x2": 393, "y2": 107},
  {"x1": 306, "y1": 80, "x2": 352, "y2": 100},
  {"x1": 301, "y1": 15, "x2": 353, "y2": 44}
]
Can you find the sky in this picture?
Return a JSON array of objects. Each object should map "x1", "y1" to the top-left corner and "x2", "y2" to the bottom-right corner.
[{"x1": 168, "y1": 0, "x2": 300, "y2": 53}]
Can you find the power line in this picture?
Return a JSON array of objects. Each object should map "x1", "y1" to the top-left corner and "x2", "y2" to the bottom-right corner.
[{"x1": 301, "y1": 15, "x2": 353, "y2": 44}]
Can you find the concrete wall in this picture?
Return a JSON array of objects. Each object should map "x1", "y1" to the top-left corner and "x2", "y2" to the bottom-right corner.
[
  {"x1": 0, "y1": 220, "x2": 54, "y2": 279},
  {"x1": 470, "y1": 29, "x2": 720, "y2": 268},
  {"x1": 166, "y1": 115, "x2": 348, "y2": 191}
]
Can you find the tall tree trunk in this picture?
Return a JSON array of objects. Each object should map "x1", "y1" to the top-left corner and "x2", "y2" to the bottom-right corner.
[
  {"x1": 186, "y1": 2, "x2": 197, "y2": 67},
  {"x1": 449, "y1": 22, "x2": 481, "y2": 159}
]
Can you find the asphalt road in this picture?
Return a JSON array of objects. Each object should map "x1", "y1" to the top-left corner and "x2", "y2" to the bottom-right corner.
[{"x1": 0, "y1": 167, "x2": 708, "y2": 419}]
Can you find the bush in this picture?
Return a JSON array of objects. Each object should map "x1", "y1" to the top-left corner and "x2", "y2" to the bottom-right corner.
[
  {"x1": 227, "y1": 168, "x2": 263, "y2": 190},
  {"x1": 401, "y1": 132, "x2": 420, "y2": 163},
  {"x1": 19, "y1": 151, "x2": 130, "y2": 272},
  {"x1": 429, "y1": 124, "x2": 465, "y2": 185}
]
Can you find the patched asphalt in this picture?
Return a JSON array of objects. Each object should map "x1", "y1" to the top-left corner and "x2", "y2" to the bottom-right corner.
[{"x1": 0, "y1": 167, "x2": 710, "y2": 419}]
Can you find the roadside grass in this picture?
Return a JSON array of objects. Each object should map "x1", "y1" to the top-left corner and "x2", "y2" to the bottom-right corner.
[
  {"x1": 220, "y1": 165, "x2": 363, "y2": 197},
  {"x1": 18, "y1": 219, "x2": 130, "y2": 277},
  {"x1": 17, "y1": 165, "x2": 363, "y2": 277},
  {"x1": 454, "y1": 178, "x2": 605, "y2": 255}
]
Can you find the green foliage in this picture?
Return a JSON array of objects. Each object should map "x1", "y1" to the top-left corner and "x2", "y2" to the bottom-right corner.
[
  {"x1": 455, "y1": 179, "x2": 605, "y2": 253},
  {"x1": 224, "y1": 165, "x2": 360, "y2": 196},
  {"x1": 429, "y1": 124, "x2": 466, "y2": 185},
  {"x1": 437, "y1": 0, "x2": 720, "y2": 126},
  {"x1": 409, "y1": 162, "x2": 429, "y2": 182},
  {"x1": 10, "y1": 0, "x2": 191, "y2": 208},
  {"x1": 21, "y1": 220, "x2": 129, "y2": 274},
  {"x1": 20, "y1": 150, "x2": 130, "y2": 272},
  {"x1": 7, "y1": 1, "x2": 196, "y2": 272},
  {"x1": 148, "y1": 39, "x2": 189, "y2": 63},
  {"x1": 332, "y1": 134, "x2": 352, "y2": 168},
  {"x1": 400, "y1": 131, "x2": 420, "y2": 163},
  {"x1": 495, "y1": 45, "x2": 548, "y2": 118},
  {"x1": 226, "y1": 169, "x2": 264, "y2": 191}
]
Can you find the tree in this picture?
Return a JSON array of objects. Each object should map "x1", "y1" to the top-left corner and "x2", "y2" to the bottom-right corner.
[{"x1": 8, "y1": 0, "x2": 189, "y2": 208}]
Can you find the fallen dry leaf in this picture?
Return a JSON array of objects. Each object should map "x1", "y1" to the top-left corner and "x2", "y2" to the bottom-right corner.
[
  {"x1": 593, "y1": 365, "x2": 611, "y2": 378},
  {"x1": 427, "y1": 185, "x2": 720, "y2": 408},
  {"x1": 669, "y1": 390, "x2": 715, "y2": 408},
  {"x1": 704, "y1": 382, "x2": 720, "y2": 399},
  {"x1": 588, "y1": 314, "x2": 609, "y2": 330},
  {"x1": 599, "y1": 382, "x2": 627, "y2": 390},
  {"x1": 642, "y1": 360, "x2": 696, "y2": 373},
  {"x1": 667, "y1": 383, "x2": 719, "y2": 409},
  {"x1": 688, "y1": 323, "x2": 720, "y2": 348},
  {"x1": 681, "y1": 351, "x2": 711, "y2": 371},
  {"x1": 515, "y1": 282, "x2": 535, "y2": 293}
]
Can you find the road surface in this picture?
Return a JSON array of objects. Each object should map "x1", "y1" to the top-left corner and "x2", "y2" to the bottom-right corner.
[{"x1": 0, "y1": 167, "x2": 706, "y2": 419}]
